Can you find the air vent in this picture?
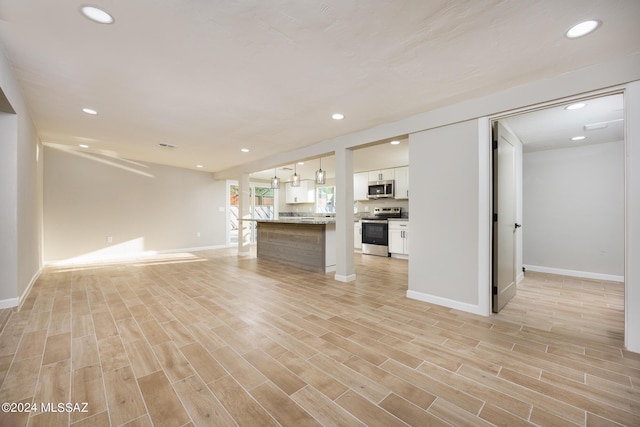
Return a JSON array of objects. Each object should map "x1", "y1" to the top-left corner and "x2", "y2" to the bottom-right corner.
[{"x1": 158, "y1": 143, "x2": 176, "y2": 149}]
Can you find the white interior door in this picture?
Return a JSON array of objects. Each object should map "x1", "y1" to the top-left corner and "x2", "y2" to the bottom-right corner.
[{"x1": 493, "y1": 121, "x2": 518, "y2": 312}]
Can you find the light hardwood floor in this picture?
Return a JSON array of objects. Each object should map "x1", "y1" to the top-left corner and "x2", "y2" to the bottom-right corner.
[{"x1": 0, "y1": 249, "x2": 638, "y2": 426}]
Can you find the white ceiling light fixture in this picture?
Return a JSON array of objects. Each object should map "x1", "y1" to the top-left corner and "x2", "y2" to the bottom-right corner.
[
  {"x1": 80, "y1": 6, "x2": 114, "y2": 24},
  {"x1": 241, "y1": 148, "x2": 249, "y2": 153},
  {"x1": 584, "y1": 118, "x2": 624, "y2": 131},
  {"x1": 565, "y1": 102, "x2": 586, "y2": 110},
  {"x1": 331, "y1": 113, "x2": 344, "y2": 120},
  {"x1": 291, "y1": 164, "x2": 301, "y2": 187},
  {"x1": 571, "y1": 136, "x2": 586, "y2": 141},
  {"x1": 196, "y1": 164, "x2": 203, "y2": 168},
  {"x1": 79, "y1": 144, "x2": 89, "y2": 148},
  {"x1": 584, "y1": 122, "x2": 608, "y2": 131},
  {"x1": 315, "y1": 158, "x2": 326, "y2": 185},
  {"x1": 271, "y1": 168, "x2": 280, "y2": 189},
  {"x1": 82, "y1": 107, "x2": 98, "y2": 115},
  {"x1": 565, "y1": 20, "x2": 600, "y2": 39},
  {"x1": 390, "y1": 140, "x2": 400, "y2": 145}
]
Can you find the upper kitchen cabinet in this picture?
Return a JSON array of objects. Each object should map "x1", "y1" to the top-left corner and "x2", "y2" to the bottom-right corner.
[
  {"x1": 368, "y1": 169, "x2": 395, "y2": 182},
  {"x1": 394, "y1": 166, "x2": 409, "y2": 199},
  {"x1": 285, "y1": 180, "x2": 316, "y2": 204},
  {"x1": 354, "y1": 172, "x2": 369, "y2": 201}
]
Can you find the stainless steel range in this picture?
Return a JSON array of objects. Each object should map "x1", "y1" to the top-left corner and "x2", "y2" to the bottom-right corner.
[{"x1": 361, "y1": 207, "x2": 402, "y2": 257}]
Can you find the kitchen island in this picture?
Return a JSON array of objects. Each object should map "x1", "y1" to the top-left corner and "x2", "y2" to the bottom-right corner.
[{"x1": 255, "y1": 218, "x2": 336, "y2": 273}]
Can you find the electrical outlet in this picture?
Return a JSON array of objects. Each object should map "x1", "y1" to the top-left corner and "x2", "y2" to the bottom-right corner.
[{"x1": 107, "y1": 236, "x2": 113, "y2": 243}]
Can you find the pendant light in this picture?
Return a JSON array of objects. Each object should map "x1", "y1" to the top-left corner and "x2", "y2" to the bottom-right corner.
[
  {"x1": 291, "y1": 164, "x2": 301, "y2": 187},
  {"x1": 270, "y1": 168, "x2": 280, "y2": 189},
  {"x1": 315, "y1": 157, "x2": 326, "y2": 185}
]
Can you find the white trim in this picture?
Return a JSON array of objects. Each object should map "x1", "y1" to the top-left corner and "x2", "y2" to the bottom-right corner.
[
  {"x1": 516, "y1": 272, "x2": 524, "y2": 284},
  {"x1": 334, "y1": 273, "x2": 356, "y2": 282},
  {"x1": 523, "y1": 264, "x2": 624, "y2": 283},
  {"x1": 0, "y1": 297, "x2": 18, "y2": 309},
  {"x1": 478, "y1": 117, "x2": 492, "y2": 316},
  {"x1": 0, "y1": 267, "x2": 42, "y2": 309},
  {"x1": 406, "y1": 290, "x2": 487, "y2": 316},
  {"x1": 19, "y1": 267, "x2": 42, "y2": 309}
]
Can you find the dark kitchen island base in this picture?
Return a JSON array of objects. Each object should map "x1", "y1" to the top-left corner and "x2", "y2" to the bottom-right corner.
[{"x1": 256, "y1": 220, "x2": 336, "y2": 273}]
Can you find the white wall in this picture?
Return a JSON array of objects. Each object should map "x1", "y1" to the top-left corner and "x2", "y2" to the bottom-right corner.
[
  {"x1": 407, "y1": 120, "x2": 482, "y2": 311},
  {"x1": 523, "y1": 141, "x2": 624, "y2": 279},
  {"x1": 43, "y1": 145, "x2": 227, "y2": 262},
  {"x1": 624, "y1": 80, "x2": 640, "y2": 352},
  {"x1": 0, "y1": 110, "x2": 18, "y2": 306},
  {"x1": 0, "y1": 50, "x2": 43, "y2": 308}
]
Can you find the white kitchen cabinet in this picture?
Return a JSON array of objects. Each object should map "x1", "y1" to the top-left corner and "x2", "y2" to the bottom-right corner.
[
  {"x1": 353, "y1": 172, "x2": 369, "y2": 201},
  {"x1": 285, "y1": 180, "x2": 316, "y2": 204},
  {"x1": 394, "y1": 166, "x2": 409, "y2": 199},
  {"x1": 354, "y1": 220, "x2": 362, "y2": 250},
  {"x1": 388, "y1": 220, "x2": 409, "y2": 256},
  {"x1": 368, "y1": 168, "x2": 394, "y2": 182}
]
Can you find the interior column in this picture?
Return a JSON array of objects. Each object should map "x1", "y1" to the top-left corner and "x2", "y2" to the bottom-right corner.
[{"x1": 334, "y1": 147, "x2": 356, "y2": 282}]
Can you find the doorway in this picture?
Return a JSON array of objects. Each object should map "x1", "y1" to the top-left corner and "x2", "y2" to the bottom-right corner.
[
  {"x1": 491, "y1": 93, "x2": 625, "y2": 325},
  {"x1": 227, "y1": 182, "x2": 277, "y2": 245}
]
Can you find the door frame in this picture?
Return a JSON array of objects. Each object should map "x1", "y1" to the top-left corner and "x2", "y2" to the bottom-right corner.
[
  {"x1": 483, "y1": 87, "x2": 627, "y2": 330},
  {"x1": 226, "y1": 180, "x2": 279, "y2": 246}
]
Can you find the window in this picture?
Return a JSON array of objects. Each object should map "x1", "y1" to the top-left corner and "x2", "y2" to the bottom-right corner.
[{"x1": 316, "y1": 186, "x2": 335, "y2": 213}]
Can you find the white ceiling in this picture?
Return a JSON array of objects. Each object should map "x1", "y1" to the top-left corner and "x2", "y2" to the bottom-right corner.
[
  {"x1": 1, "y1": 1, "x2": 638, "y2": 174},
  {"x1": 504, "y1": 93, "x2": 624, "y2": 152}
]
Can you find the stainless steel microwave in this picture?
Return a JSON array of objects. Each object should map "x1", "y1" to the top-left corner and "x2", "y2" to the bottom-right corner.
[{"x1": 367, "y1": 180, "x2": 394, "y2": 199}]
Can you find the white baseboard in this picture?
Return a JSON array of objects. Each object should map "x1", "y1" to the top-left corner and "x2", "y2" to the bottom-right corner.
[
  {"x1": 0, "y1": 297, "x2": 19, "y2": 309},
  {"x1": 0, "y1": 267, "x2": 42, "y2": 310},
  {"x1": 19, "y1": 267, "x2": 42, "y2": 309},
  {"x1": 335, "y1": 273, "x2": 357, "y2": 282},
  {"x1": 517, "y1": 271, "x2": 524, "y2": 284},
  {"x1": 523, "y1": 264, "x2": 624, "y2": 283},
  {"x1": 406, "y1": 290, "x2": 488, "y2": 316}
]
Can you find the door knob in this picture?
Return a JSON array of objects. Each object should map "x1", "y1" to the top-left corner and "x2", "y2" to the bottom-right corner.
[{"x1": 515, "y1": 223, "x2": 522, "y2": 229}]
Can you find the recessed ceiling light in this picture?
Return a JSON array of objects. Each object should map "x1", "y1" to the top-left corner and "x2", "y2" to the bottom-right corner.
[
  {"x1": 565, "y1": 20, "x2": 600, "y2": 39},
  {"x1": 332, "y1": 113, "x2": 344, "y2": 120},
  {"x1": 571, "y1": 136, "x2": 586, "y2": 141},
  {"x1": 241, "y1": 148, "x2": 249, "y2": 153},
  {"x1": 390, "y1": 140, "x2": 400, "y2": 145},
  {"x1": 196, "y1": 165, "x2": 203, "y2": 168},
  {"x1": 297, "y1": 162, "x2": 304, "y2": 165},
  {"x1": 79, "y1": 144, "x2": 89, "y2": 148},
  {"x1": 565, "y1": 103, "x2": 586, "y2": 110},
  {"x1": 82, "y1": 107, "x2": 98, "y2": 115},
  {"x1": 80, "y1": 6, "x2": 114, "y2": 24}
]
